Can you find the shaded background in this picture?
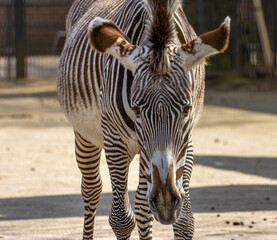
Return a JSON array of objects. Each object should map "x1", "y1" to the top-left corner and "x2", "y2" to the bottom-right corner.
[{"x1": 0, "y1": 0, "x2": 277, "y2": 83}]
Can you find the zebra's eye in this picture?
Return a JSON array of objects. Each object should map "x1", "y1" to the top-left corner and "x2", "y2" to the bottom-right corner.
[
  {"x1": 132, "y1": 106, "x2": 141, "y2": 118},
  {"x1": 182, "y1": 105, "x2": 192, "y2": 115}
]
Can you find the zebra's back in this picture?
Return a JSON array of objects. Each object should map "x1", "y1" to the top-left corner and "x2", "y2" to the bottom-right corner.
[{"x1": 58, "y1": 0, "x2": 146, "y2": 146}]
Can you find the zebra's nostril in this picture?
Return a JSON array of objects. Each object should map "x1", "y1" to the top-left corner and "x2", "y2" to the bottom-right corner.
[
  {"x1": 148, "y1": 198, "x2": 157, "y2": 212},
  {"x1": 174, "y1": 196, "x2": 182, "y2": 210}
]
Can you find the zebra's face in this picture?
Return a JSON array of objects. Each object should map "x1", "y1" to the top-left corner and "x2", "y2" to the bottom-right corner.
[
  {"x1": 88, "y1": 15, "x2": 230, "y2": 224},
  {"x1": 131, "y1": 65, "x2": 193, "y2": 224}
]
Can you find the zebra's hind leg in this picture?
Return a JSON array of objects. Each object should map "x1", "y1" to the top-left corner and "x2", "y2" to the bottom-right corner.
[
  {"x1": 104, "y1": 135, "x2": 136, "y2": 240},
  {"x1": 75, "y1": 132, "x2": 103, "y2": 240},
  {"x1": 173, "y1": 140, "x2": 195, "y2": 240},
  {"x1": 135, "y1": 159, "x2": 154, "y2": 240}
]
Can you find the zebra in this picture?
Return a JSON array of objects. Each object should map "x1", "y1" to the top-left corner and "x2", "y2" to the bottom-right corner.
[{"x1": 57, "y1": 0, "x2": 230, "y2": 239}]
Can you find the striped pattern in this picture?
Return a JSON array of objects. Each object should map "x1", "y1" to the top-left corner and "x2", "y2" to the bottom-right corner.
[
  {"x1": 75, "y1": 132, "x2": 102, "y2": 239},
  {"x1": 66, "y1": 0, "x2": 95, "y2": 36},
  {"x1": 58, "y1": 0, "x2": 205, "y2": 239},
  {"x1": 173, "y1": 140, "x2": 195, "y2": 239}
]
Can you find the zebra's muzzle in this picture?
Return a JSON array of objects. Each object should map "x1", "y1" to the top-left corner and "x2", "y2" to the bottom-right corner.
[{"x1": 148, "y1": 193, "x2": 182, "y2": 225}]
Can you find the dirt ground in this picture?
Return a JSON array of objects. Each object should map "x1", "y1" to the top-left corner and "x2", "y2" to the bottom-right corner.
[{"x1": 0, "y1": 79, "x2": 277, "y2": 240}]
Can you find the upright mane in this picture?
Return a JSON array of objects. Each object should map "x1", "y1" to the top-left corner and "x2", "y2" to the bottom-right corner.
[{"x1": 143, "y1": 0, "x2": 181, "y2": 75}]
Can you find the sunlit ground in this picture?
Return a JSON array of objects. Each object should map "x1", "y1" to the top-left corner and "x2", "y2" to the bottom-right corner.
[{"x1": 0, "y1": 79, "x2": 276, "y2": 239}]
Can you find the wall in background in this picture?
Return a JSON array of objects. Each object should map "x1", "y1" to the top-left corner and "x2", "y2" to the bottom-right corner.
[{"x1": 0, "y1": 0, "x2": 276, "y2": 80}]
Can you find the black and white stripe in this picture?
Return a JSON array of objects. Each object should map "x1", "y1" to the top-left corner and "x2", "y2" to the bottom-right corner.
[{"x1": 58, "y1": 0, "x2": 205, "y2": 239}]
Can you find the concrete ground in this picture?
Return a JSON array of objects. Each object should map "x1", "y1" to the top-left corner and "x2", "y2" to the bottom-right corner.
[{"x1": 0, "y1": 79, "x2": 276, "y2": 239}]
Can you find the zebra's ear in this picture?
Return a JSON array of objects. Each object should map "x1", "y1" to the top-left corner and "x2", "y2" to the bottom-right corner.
[
  {"x1": 88, "y1": 17, "x2": 140, "y2": 73},
  {"x1": 178, "y1": 17, "x2": 231, "y2": 71}
]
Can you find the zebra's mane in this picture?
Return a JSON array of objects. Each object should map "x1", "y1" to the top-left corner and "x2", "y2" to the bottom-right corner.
[{"x1": 143, "y1": 0, "x2": 181, "y2": 75}]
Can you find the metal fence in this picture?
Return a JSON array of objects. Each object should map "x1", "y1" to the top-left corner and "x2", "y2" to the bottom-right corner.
[
  {"x1": 0, "y1": 0, "x2": 276, "y2": 80},
  {"x1": 0, "y1": 0, "x2": 72, "y2": 80},
  {"x1": 184, "y1": 0, "x2": 277, "y2": 77}
]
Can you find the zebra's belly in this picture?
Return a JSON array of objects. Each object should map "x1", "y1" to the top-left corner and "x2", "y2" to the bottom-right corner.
[
  {"x1": 66, "y1": 106, "x2": 140, "y2": 156},
  {"x1": 66, "y1": 103, "x2": 104, "y2": 148}
]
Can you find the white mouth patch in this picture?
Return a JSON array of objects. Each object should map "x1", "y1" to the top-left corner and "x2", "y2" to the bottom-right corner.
[{"x1": 151, "y1": 150, "x2": 174, "y2": 184}]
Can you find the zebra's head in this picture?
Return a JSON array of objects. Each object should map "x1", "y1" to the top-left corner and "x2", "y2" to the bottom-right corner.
[{"x1": 88, "y1": 0, "x2": 230, "y2": 224}]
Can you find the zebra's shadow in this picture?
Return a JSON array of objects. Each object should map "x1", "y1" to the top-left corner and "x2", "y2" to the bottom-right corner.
[{"x1": 0, "y1": 185, "x2": 276, "y2": 221}]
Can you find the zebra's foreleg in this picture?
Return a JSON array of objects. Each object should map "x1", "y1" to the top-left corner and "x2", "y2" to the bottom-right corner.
[
  {"x1": 135, "y1": 160, "x2": 154, "y2": 240},
  {"x1": 75, "y1": 132, "x2": 103, "y2": 240},
  {"x1": 104, "y1": 138, "x2": 136, "y2": 240},
  {"x1": 173, "y1": 141, "x2": 195, "y2": 240},
  {"x1": 172, "y1": 194, "x2": 194, "y2": 240}
]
